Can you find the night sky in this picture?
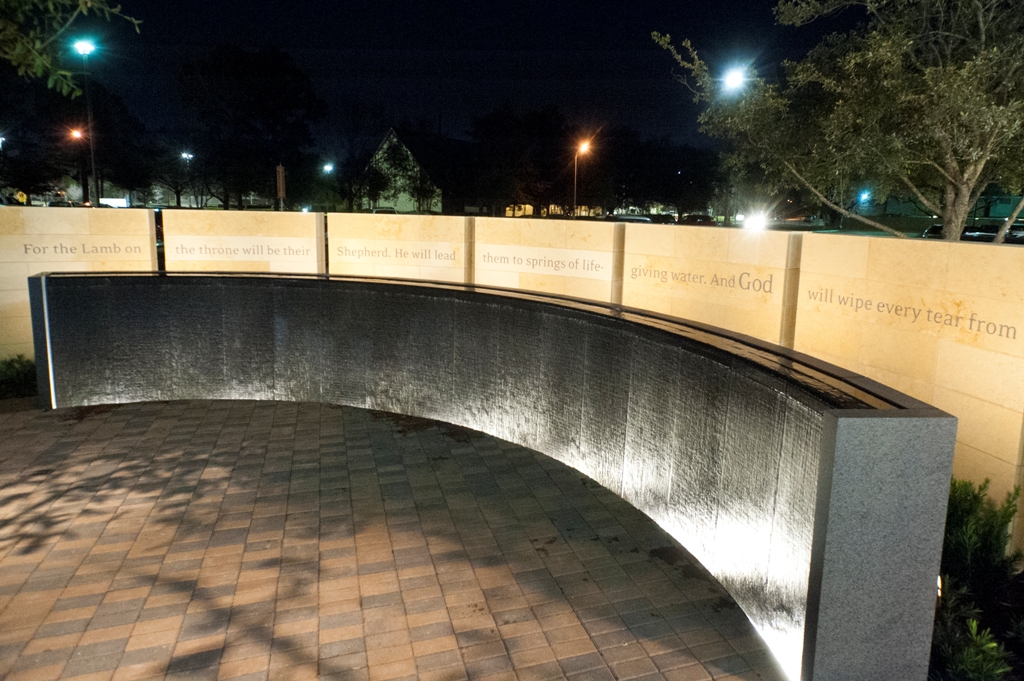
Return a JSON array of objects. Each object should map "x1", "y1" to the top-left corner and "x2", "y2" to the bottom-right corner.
[{"x1": 83, "y1": 1, "x2": 861, "y2": 148}]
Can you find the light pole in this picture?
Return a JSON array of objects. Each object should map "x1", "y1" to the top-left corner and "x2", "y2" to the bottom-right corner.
[
  {"x1": 70, "y1": 129, "x2": 88, "y2": 203},
  {"x1": 74, "y1": 40, "x2": 100, "y2": 206},
  {"x1": 181, "y1": 153, "x2": 194, "y2": 207},
  {"x1": 574, "y1": 141, "x2": 590, "y2": 218},
  {"x1": 322, "y1": 164, "x2": 334, "y2": 212}
]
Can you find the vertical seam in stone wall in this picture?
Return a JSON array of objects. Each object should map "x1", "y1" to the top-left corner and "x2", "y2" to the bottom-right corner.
[
  {"x1": 154, "y1": 209, "x2": 165, "y2": 273},
  {"x1": 40, "y1": 275, "x2": 57, "y2": 409},
  {"x1": 318, "y1": 212, "x2": 328, "y2": 275},
  {"x1": 611, "y1": 222, "x2": 625, "y2": 305},
  {"x1": 779, "y1": 233, "x2": 803, "y2": 349},
  {"x1": 465, "y1": 217, "x2": 475, "y2": 285},
  {"x1": 147, "y1": 209, "x2": 159, "y2": 273}
]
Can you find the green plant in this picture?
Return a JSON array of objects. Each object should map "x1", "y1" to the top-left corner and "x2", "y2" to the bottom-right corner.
[
  {"x1": 943, "y1": 480, "x2": 1023, "y2": 612},
  {"x1": 0, "y1": 355, "x2": 37, "y2": 398},
  {"x1": 950, "y1": 620, "x2": 1013, "y2": 681},
  {"x1": 931, "y1": 479, "x2": 1022, "y2": 680}
]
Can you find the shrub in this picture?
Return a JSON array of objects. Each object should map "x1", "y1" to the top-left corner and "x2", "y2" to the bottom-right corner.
[
  {"x1": 931, "y1": 479, "x2": 1022, "y2": 680},
  {"x1": 0, "y1": 355, "x2": 37, "y2": 399},
  {"x1": 943, "y1": 480, "x2": 1023, "y2": 612},
  {"x1": 951, "y1": 620, "x2": 1013, "y2": 681}
]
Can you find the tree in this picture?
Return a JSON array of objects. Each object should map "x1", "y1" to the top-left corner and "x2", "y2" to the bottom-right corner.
[
  {"x1": 87, "y1": 80, "x2": 154, "y2": 200},
  {"x1": 177, "y1": 45, "x2": 325, "y2": 209},
  {"x1": 0, "y1": 67, "x2": 83, "y2": 200},
  {"x1": 472, "y1": 105, "x2": 569, "y2": 216},
  {"x1": 590, "y1": 130, "x2": 720, "y2": 216},
  {"x1": 150, "y1": 142, "x2": 191, "y2": 207},
  {"x1": 329, "y1": 102, "x2": 388, "y2": 211},
  {"x1": 655, "y1": 0, "x2": 1024, "y2": 241},
  {"x1": 0, "y1": 0, "x2": 137, "y2": 95}
]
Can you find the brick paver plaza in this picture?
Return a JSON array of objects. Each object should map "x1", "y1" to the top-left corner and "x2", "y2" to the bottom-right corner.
[{"x1": 0, "y1": 400, "x2": 786, "y2": 681}]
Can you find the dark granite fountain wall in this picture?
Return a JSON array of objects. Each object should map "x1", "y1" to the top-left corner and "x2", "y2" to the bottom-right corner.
[{"x1": 29, "y1": 273, "x2": 955, "y2": 681}]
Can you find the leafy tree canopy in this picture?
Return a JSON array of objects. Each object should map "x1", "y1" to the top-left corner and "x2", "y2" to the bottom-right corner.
[
  {"x1": 0, "y1": 0, "x2": 138, "y2": 95},
  {"x1": 655, "y1": 0, "x2": 1024, "y2": 240},
  {"x1": 177, "y1": 45, "x2": 326, "y2": 209}
]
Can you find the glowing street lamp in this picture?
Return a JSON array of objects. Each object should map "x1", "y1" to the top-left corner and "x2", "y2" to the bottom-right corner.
[
  {"x1": 724, "y1": 67, "x2": 746, "y2": 92},
  {"x1": 71, "y1": 129, "x2": 83, "y2": 139},
  {"x1": 323, "y1": 164, "x2": 334, "y2": 174},
  {"x1": 744, "y1": 213, "x2": 767, "y2": 231},
  {"x1": 73, "y1": 39, "x2": 100, "y2": 205},
  {"x1": 574, "y1": 141, "x2": 590, "y2": 218}
]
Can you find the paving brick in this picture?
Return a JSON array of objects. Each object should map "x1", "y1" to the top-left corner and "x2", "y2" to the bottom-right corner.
[{"x1": 0, "y1": 402, "x2": 782, "y2": 681}]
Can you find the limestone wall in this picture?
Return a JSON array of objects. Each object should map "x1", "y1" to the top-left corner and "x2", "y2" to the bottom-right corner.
[
  {"x1": 326, "y1": 213, "x2": 467, "y2": 282},
  {"x1": 473, "y1": 217, "x2": 622, "y2": 303},
  {"x1": 162, "y1": 210, "x2": 322, "y2": 273},
  {"x1": 0, "y1": 207, "x2": 155, "y2": 358},
  {"x1": 622, "y1": 225, "x2": 801, "y2": 345},
  {"x1": 794, "y1": 234, "x2": 1024, "y2": 530}
]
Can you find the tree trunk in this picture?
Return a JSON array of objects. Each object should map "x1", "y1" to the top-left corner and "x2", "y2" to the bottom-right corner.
[
  {"x1": 80, "y1": 164, "x2": 90, "y2": 205},
  {"x1": 942, "y1": 182, "x2": 973, "y2": 241},
  {"x1": 995, "y1": 194, "x2": 1024, "y2": 243}
]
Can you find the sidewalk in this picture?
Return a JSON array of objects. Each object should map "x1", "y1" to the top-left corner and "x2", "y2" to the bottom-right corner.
[{"x1": 0, "y1": 400, "x2": 784, "y2": 681}]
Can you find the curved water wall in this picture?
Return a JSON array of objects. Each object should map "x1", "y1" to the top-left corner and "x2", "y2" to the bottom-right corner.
[{"x1": 29, "y1": 273, "x2": 955, "y2": 681}]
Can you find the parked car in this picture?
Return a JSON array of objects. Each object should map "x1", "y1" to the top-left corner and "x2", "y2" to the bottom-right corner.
[
  {"x1": 371, "y1": 207, "x2": 398, "y2": 214},
  {"x1": 46, "y1": 200, "x2": 84, "y2": 207},
  {"x1": 605, "y1": 214, "x2": 652, "y2": 223},
  {"x1": 678, "y1": 214, "x2": 716, "y2": 226},
  {"x1": 922, "y1": 222, "x2": 1024, "y2": 244}
]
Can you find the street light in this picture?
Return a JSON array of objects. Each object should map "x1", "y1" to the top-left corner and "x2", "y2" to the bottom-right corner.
[
  {"x1": 69, "y1": 130, "x2": 88, "y2": 201},
  {"x1": 574, "y1": 141, "x2": 590, "y2": 218},
  {"x1": 744, "y1": 213, "x2": 767, "y2": 231},
  {"x1": 321, "y1": 164, "x2": 335, "y2": 210},
  {"x1": 74, "y1": 39, "x2": 100, "y2": 206},
  {"x1": 181, "y1": 153, "x2": 194, "y2": 207},
  {"x1": 724, "y1": 67, "x2": 746, "y2": 92}
]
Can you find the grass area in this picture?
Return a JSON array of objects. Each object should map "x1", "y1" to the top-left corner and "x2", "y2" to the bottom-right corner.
[{"x1": 0, "y1": 355, "x2": 37, "y2": 399}]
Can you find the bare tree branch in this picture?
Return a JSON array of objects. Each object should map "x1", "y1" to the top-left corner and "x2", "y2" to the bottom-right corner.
[
  {"x1": 899, "y1": 175, "x2": 943, "y2": 216},
  {"x1": 995, "y1": 194, "x2": 1024, "y2": 244},
  {"x1": 783, "y1": 161, "x2": 908, "y2": 237}
]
